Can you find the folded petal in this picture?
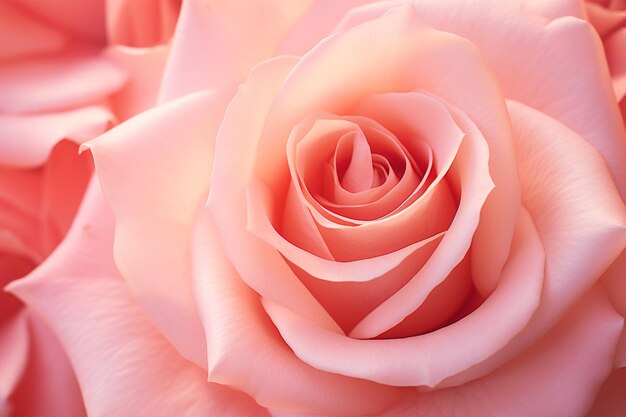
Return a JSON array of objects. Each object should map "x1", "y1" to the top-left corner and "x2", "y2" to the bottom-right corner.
[
  {"x1": 86, "y1": 90, "x2": 231, "y2": 368},
  {"x1": 192, "y1": 209, "x2": 409, "y2": 416},
  {"x1": 8, "y1": 180, "x2": 266, "y2": 417},
  {"x1": 384, "y1": 286, "x2": 623, "y2": 417},
  {"x1": 0, "y1": 51, "x2": 127, "y2": 114},
  {"x1": 443, "y1": 100, "x2": 626, "y2": 387},
  {"x1": 159, "y1": 0, "x2": 312, "y2": 102},
  {"x1": 0, "y1": 107, "x2": 113, "y2": 167}
]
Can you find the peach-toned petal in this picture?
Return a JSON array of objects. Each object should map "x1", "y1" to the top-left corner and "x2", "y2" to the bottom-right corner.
[
  {"x1": 0, "y1": 106, "x2": 114, "y2": 167},
  {"x1": 408, "y1": 0, "x2": 626, "y2": 198},
  {"x1": 105, "y1": 45, "x2": 170, "y2": 121},
  {"x1": 192, "y1": 209, "x2": 409, "y2": 416},
  {"x1": 384, "y1": 286, "x2": 623, "y2": 417},
  {"x1": 349, "y1": 106, "x2": 493, "y2": 339},
  {"x1": 264, "y1": 207, "x2": 544, "y2": 387},
  {"x1": 159, "y1": 0, "x2": 312, "y2": 102},
  {"x1": 276, "y1": 0, "x2": 395, "y2": 55},
  {"x1": 106, "y1": 0, "x2": 181, "y2": 47},
  {"x1": 209, "y1": 56, "x2": 341, "y2": 332},
  {"x1": 260, "y1": 3, "x2": 519, "y2": 298},
  {"x1": 0, "y1": 1, "x2": 66, "y2": 62},
  {"x1": 0, "y1": 51, "x2": 127, "y2": 114},
  {"x1": 8, "y1": 181, "x2": 267, "y2": 417},
  {"x1": 86, "y1": 91, "x2": 231, "y2": 369},
  {"x1": 443, "y1": 100, "x2": 626, "y2": 387}
]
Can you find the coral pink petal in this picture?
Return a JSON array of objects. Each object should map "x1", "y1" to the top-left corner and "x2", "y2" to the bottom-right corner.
[
  {"x1": 0, "y1": 51, "x2": 127, "y2": 114},
  {"x1": 14, "y1": 0, "x2": 105, "y2": 42},
  {"x1": 600, "y1": 251, "x2": 626, "y2": 367},
  {"x1": 0, "y1": 106, "x2": 113, "y2": 167},
  {"x1": 209, "y1": 56, "x2": 341, "y2": 332},
  {"x1": 264, "y1": 207, "x2": 544, "y2": 386},
  {"x1": 106, "y1": 0, "x2": 180, "y2": 47},
  {"x1": 588, "y1": 367, "x2": 626, "y2": 417},
  {"x1": 442, "y1": 100, "x2": 626, "y2": 388},
  {"x1": 0, "y1": 1, "x2": 66, "y2": 62},
  {"x1": 383, "y1": 286, "x2": 623, "y2": 417},
  {"x1": 86, "y1": 91, "x2": 232, "y2": 369},
  {"x1": 408, "y1": 0, "x2": 626, "y2": 198},
  {"x1": 605, "y1": 29, "x2": 626, "y2": 101},
  {"x1": 192, "y1": 209, "x2": 409, "y2": 416},
  {"x1": 7, "y1": 182, "x2": 267, "y2": 417},
  {"x1": 261, "y1": 3, "x2": 518, "y2": 297},
  {"x1": 8, "y1": 312, "x2": 86, "y2": 417},
  {"x1": 248, "y1": 178, "x2": 445, "y2": 282},
  {"x1": 38, "y1": 141, "x2": 93, "y2": 257},
  {"x1": 349, "y1": 108, "x2": 493, "y2": 339},
  {"x1": 105, "y1": 45, "x2": 170, "y2": 121},
  {"x1": 158, "y1": 0, "x2": 312, "y2": 102},
  {"x1": 0, "y1": 312, "x2": 29, "y2": 415}
]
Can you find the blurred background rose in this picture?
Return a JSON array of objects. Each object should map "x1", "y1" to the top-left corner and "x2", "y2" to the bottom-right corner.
[{"x1": 0, "y1": 1, "x2": 180, "y2": 415}]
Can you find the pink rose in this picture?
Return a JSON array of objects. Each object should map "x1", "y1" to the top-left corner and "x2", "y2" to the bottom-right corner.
[
  {"x1": 0, "y1": 1, "x2": 179, "y2": 414},
  {"x1": 11, "y1": 1, "x2": 626, "y2": 416}
]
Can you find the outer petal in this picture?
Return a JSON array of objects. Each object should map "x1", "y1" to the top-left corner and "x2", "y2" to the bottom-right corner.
[
  {"x1": 105, "y1": 45, "x2": 170, "y2": 121},
  {"x1": 85, "y1": 89, "x2": 232, "y2": 368},
  {"x1": 0, "y1": 51, "x2": 127, "y2": 115},
  {"x1": 0, "y1": 1, "x2": 66, "y2": 62},
  {"x1": 0, "y1": 312, "x2": 29, "y2": 416},
  {"x1": 385, "y1": 286, "x2": 624, "y2": 417},
  {"x1": 444, "y1": 100, "x2": 626, "y2": 387},
  {"x1": 106, "y1": 0, "x2": 181, "y2": 47},
  {"x1": 407, "y1": 0, "x2": 626, "y2": 197},
  {"x1": 0, "y1": 107, "x2": 114, "y2": 167},
  {"x1": 158, "y1": 0, "x2": 312, "y2": 102},
  {"x1": 15, "y1": 0, "x2": 106, "y2": 42},
  {"x1": 8, "y1": 312, "x2": 86, "y2": 417},
  {"x1": 8, "y1": 180, "x2": 267, "y2": 417}
]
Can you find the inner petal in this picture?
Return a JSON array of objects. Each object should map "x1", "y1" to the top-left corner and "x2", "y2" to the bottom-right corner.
[{"x1": 335, "y1": 130, "x2": 373, "y2": 193}]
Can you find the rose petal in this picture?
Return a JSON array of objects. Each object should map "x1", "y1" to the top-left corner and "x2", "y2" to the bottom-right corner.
[
  {"x1": 86, "y1": 91, "x2": 232, "y2": 369},
  {"x1": 605, "y1": 28, "x2": 626, "y2": 101},
  {"x1": 158, "y1": 0, "x2": 312, "y2": 102},
  {"x1": 264, "y1": 207, "x2": 544, "y2": 386},
  {"x1": 0, "y1": 106, "x2": 114, "y2": 167},
  {"x1": 14, "y1": 0, "x2": 106, "y2": 42},
  {"x1": 0, "y1": 1, "x2": 67, "y2": 62},
  {"x1": 0, "y1": 311, "x2": 29, "y2": 416},
  {"x1": 258, "y1": 3, "x2": 519, "y2": 298},
  {"x1": 8, "y1": 312, "x2": 86, "y2": 417},
  {"x1": 383, "y1": 286, "x2": 623, "y2": 417},
  {"x1": 209, "y1": 55, "x2": 340, "y2": 333},
  {"x1": 106, "y1": 0, "x2": 180, "y2": 47},
  {"x1": 192, "y1": 209, "x2": 409, "y2": 416},
  {"x1": 8, "y1": 181, "x2": 267, "y2": 417},
  {"x1": 407, "y1": 0, "x2": 626, "y2": 197},
  {"x1": 0, "y1": 51, "x2": 127, "y2": 114},
  {"x1": 442, "y1": 100, "x2": 626, "y2": 387},
  {"x1": 588, "y1": 367, "x2": 626, "y2": 417},
  {"x1": 105, "y1": 45, "x2": 170, "y2": 121}
]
